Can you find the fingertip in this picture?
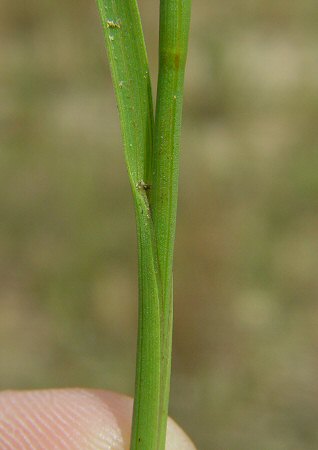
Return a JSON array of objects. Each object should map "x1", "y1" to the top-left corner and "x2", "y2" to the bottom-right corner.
[
  {"x1": 0, "y1": 389, "x2": 196, "y2": 449},
  {"x1": 166, "y1": 415, "x2": 197, "y2": 450},
  {"x1": 0, "y1": 389, "x2": 130, "y2": 449}
]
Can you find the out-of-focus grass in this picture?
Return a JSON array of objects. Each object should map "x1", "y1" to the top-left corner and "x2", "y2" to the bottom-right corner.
[{"x1": 1, "y1": 1, "x2": 318, "y2": 448}]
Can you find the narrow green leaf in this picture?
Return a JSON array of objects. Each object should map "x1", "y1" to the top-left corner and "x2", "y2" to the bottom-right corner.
[
  {"x1": 96, "y1": 0, "x2": 153, "y2": 186},
  {"x1": 96, "y1": 1, "x2": 162, "y2": 449}
]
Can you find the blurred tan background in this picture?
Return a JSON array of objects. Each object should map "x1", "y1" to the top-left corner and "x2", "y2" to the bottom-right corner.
[{"x1": 1, "y1": 1, "x2": 318, "y2": 448}]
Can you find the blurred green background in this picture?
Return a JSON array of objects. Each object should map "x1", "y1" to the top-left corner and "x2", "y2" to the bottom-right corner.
[{"x1": 1, "y1": 1, "x2": 318, "y2": 448}]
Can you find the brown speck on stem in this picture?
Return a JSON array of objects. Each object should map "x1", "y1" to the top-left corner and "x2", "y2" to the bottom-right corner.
[
  {"x1": 106, "y1": 19, "x2": 121, "y2": 29},
  {"x1": 137, "y1": 180, "x2": 151, "y2": 191}
]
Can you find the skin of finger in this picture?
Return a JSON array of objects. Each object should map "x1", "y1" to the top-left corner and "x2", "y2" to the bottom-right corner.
[{"x1": 0, "y1": 389, "x2": 196, "y2": 450}]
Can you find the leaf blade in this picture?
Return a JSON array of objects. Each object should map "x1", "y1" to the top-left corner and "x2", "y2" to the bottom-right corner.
[{"x1": 97, "y1": 1, "x2": 161, "y2": 449}]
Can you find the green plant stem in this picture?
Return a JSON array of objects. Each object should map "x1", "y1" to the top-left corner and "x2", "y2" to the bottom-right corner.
[
  {"x1": 149, "y1": 1, "x2": 191, "y2": 447},
  {"x1": 96, "y1": 0, "x2": 191, "y2": 448}
]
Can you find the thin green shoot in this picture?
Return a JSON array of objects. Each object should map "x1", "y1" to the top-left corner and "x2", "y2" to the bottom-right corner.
[{"x1": 96, "y1": 0, "x2": 191, "y2": 448}]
